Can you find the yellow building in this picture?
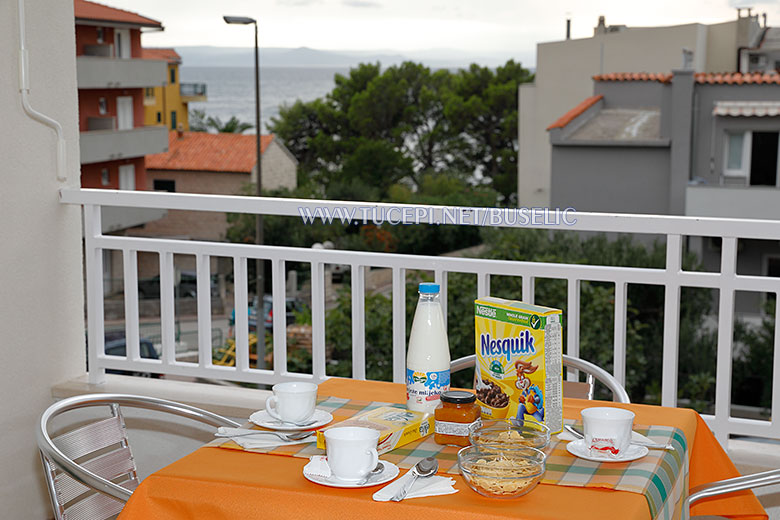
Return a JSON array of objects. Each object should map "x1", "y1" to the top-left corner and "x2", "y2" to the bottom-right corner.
[{"x1": 142, "y1": 48, "x2": 206, "y2": 131}]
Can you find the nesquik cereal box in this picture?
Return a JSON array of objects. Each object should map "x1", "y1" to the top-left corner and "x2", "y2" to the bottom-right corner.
[{"x1": 474, "y1": 297, "x2": 563, "y2": 434}]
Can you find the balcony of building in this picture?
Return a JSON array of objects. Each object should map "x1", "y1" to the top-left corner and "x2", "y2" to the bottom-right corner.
[
  {"x1": 76, "y1": 55, "x2": 167, "y2": 89},
  {"x1": 80, "y1": 125, "x2": 168, "y2": 164},
  {"x1": 686, "y1": 185, "x2": 780, "y2": 220},
  {"x1": 6, "y1": 1, "x2": 780, "y2": 516},
  {"x1": 180, "y1": 82, "x2": 207, "y2": 103}
]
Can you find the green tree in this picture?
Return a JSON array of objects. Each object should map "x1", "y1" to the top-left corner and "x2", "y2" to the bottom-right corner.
[
  {"x1": 207, "y1": 115, "x2": 254, "y2": 134},
  {"x1": 189, "y1": 109, "x2": 209, "y2": 132},
  {"x1": 445, "y1": 61, "x2": 533, "y2": 202},
  {"x1": 269, "y1": 60, "x2": 532, "y2": 201}
]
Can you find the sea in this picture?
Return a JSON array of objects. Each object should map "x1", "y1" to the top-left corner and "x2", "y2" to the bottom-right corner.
[{"x1": 180, "y1": 66, "x2": 349, "y2": 133}]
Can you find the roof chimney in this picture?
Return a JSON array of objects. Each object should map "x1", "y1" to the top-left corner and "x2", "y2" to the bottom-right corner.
[
  {"x1": 177, "y1": 122, "x2": 184, "y2": 138},
  {"x1": 595, "y1": 15, "x2": 607, "y2": 35},
  {"x1": 682, "y1": 48, "x2": 694, "y2": 70}
]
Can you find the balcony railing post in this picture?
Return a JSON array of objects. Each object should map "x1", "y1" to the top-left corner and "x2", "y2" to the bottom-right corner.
[
  {"x1": 661, "y1": 234, "x2": 683, "y2": 407},
  {"x1": 84, "y1": 204, "x2": 105, "y2": 384},
  {"x1": 351, "y1": 264, "x2": 366, "y2": 380},
  {"x1": 714, "y1": 237, "x2": 739, "y2": 446},
  {"x1": 392, "y1": 267, "x2": 406, "y2": 384}
]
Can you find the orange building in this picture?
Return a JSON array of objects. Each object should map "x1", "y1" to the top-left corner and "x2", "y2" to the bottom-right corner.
[{"x1": 74, "y1": 0, "x2": 168, "y2": 191}]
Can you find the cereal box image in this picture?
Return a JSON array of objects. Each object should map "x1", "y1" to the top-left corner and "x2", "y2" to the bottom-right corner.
[{"x1": 474, "y1": 297, "x2": 563, "y2": 434}]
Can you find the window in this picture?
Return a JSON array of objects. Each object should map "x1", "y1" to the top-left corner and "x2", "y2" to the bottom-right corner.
[
  {"x1": 170, "y1": 111, "x2": 177, "y2": 130},
  {"x1": 723, "y1": 130, "x2": 780, "y2": 186},
  {"x1": 156, "y1": 111, "x2": 162, "y2": 123},
  {"x1": 724, "y1": 131, "x2": 750, "y2": 177},
  {"x1": 96, "y1": 27, "x2": 104, "y2": 44},
  {"x1": 101, "y1": 168, "x2": 110, "y2": 186},
  {"x1": 98, "y1": 97, "x2": 107, "y2": 115},
  {"x1": 170, "y1": 67, "x2": 176, "y2": 84},
  {"x1": 153, "y1": 180, "x2": 176, "y2": 192}
]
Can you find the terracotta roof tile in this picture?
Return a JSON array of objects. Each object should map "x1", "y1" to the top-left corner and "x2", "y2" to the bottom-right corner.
[
  {"x1": 694, "y1": 72, "x2": 780, "y2": 85},
  {"x1": 74, "y1": 0, "x2": 162, "y2": 28},
  {"x1": 547, "y1": 95, "x2": 603, "y2": 131},
  {"x1": 142, "y1": 48, "x2": 181, "y2": 64},
  {"x1": 146, "y1": 131, "x2": 273, "y2": 173},
  {"x1": 592, "y1": 72, "x2": 673, "y2": 84}
]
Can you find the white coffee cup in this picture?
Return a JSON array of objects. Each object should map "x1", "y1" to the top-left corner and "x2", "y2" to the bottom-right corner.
[
  {"x1": 581, "y1": 407, "x2": 635, "y2": 457},
  {"x1": 265, "y1": 382, "x2": 317, "y2": 424},
  {"x1": 324, "y1": 427, "x2": 380, "y2": 482}
]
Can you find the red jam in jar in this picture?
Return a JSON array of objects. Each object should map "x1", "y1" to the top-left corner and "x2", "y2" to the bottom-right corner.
[{"x1": 434, "y1": 391, "x2": 482, "y2": 446}]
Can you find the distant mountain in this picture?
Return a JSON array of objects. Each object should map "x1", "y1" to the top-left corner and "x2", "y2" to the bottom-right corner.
[
  {"x1": 176, "y1": 46, "x2": 406, "y2": 68},
  {"x1": 175, "y1": 46, "x2": 534, "y2": 69}
]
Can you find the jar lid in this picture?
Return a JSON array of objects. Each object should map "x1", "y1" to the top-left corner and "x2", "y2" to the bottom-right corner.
[{"x1": 441, "y1": 391, "x2": 476, "y2": 404}]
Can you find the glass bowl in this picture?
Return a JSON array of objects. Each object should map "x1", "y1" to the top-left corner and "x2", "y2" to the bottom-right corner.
[
  {"x1": 469, "y1": 419, "x2": 551, "y2": 450},
  {"x1": 457, "y1": 445, "x2": 546, "y2": 499}
]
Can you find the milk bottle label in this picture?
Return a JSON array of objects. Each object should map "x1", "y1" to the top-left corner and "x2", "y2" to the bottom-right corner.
[{"x1": 406, "y1": 368, "x2": 450, "y2": 409}]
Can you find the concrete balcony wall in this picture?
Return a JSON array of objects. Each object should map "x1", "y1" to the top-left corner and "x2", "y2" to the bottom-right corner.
[
  {"x1": 1, "y1": 0, "x2": 85, "y2": 517},
  {"x1": 80, "y1": 125, "x2": 168, "y2": 164},
  {"x1": 686, "y1": 185, "x2": 780, "y2": 220},
  {"x1": 77, "y1": 56, "x2": 166, "y2": 89}
]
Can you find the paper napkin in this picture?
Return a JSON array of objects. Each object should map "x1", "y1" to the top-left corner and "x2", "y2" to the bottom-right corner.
[
  {"x1": 217, "y1": 428, "x2": 316, "y2": 450},
  {"x1": 373, "y1": 468, "x2": 457, "y2": 501},
  {"x1": 303, "y1": 456, "x2": 332, "y2": 478}
]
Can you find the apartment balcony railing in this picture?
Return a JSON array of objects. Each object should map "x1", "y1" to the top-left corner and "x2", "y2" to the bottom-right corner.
[
  {"x1": 180, "y1": 82, "x2": 207, "y2": 102},
  {"x1": 76, "y1": 56, "x2": 166, "y2": 89},
  {"x1": 79, "y1": 126, "x2": 169, "y2": 164},
  {"x1": 59, "y1": 188, "x2": 780, "y2": 446}
]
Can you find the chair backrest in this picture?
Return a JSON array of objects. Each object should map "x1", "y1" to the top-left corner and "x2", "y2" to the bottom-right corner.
[
  {"x1": 450, "y1": 354, "x2": 631, "y2": 404},
  {"x1": 37, "y1": 394, "x2": 240, "y2": 520}
]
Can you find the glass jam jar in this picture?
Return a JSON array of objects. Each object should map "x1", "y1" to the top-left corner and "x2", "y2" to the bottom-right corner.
[{"x1": 434, "y1": 391, "x2": 482, "y2": 446}]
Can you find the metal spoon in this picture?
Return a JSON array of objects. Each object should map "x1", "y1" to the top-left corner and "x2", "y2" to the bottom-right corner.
[
  {"x1": 357, "y1": 462, "x2": 385, "y2": 485},
  {"x1": 215, "y1": 427, "x2": 314, "y2": 442},
  {"x1": 390, "y1": 457, "x2": 438, "y2": 501},
  {"x1": 564, "y1": 425, "x2": 675, "y2": 451}
]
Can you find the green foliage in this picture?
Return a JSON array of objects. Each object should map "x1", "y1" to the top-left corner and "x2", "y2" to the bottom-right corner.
[
  {"x1": 189, "y1": 109, "x2": 209, "y2": 132},
  {"x1": 733, "y1": 299, "x2": 776, "y2": 412},
  {"x1": 207, "y1": 115, "x2": 254, "y2": 134},
  {"x1": 269, "y1": 60, "x2": 532, "y2": 202}
]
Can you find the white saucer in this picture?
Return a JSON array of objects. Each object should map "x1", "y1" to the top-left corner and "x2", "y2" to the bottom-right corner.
[
  {"x1": 249, "y1": 409, "x2": 333, "y2": 431},
  {"x1": 303, "y1": 461, "x2": 400, "y2": 488},
  {"x1": 566, "y1": 439, "x2": 648, "y2": 463}
]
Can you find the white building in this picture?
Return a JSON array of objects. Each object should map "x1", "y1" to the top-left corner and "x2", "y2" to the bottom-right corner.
[{"x1": 518, "y1": 12, "x2": 765, "y2": 207}]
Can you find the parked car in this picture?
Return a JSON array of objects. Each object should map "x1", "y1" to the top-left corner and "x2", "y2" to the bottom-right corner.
[
  {"x1": 103, "y1": 331, "x2": 161, "y2": 378},
  {"x1": 230, "y1": 295, "x2": 303, "y2": 332},
  {"x1": 137, "y1": 271, "x2": 219, "y2": 300}
]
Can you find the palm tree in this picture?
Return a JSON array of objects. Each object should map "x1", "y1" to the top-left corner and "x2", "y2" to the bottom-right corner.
[{"x1": 206, "y1": 115, "x2": 254, "y2": 134}]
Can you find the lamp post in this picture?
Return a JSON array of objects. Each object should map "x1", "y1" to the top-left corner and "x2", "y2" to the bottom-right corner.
[{"x1": 224, "y1": 15, "x2": 264, "y2": 369}]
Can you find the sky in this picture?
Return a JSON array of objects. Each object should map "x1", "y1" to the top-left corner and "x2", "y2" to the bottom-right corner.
[{"x1": 104, "y1": 0, "x2": 780, "y2": 66}]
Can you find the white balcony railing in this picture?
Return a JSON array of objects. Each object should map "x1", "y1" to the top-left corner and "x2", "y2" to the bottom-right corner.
[{"x1": 60, "y1": 188, "x2": 780, "y2": 446}]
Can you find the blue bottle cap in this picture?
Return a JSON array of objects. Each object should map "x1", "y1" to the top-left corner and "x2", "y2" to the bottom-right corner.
[{"x1": 419, "y1": 282, "x2": 440, "y2": 294}]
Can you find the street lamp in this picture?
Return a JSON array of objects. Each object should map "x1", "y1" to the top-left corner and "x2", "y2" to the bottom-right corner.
[{"x1": 224, "y1": 15, "x2": 265, "y2": 369}]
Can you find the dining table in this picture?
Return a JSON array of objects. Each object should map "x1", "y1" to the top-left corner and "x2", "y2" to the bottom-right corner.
[{"x1": 117, "y1": 378, "x2": 767, "y2": 520}]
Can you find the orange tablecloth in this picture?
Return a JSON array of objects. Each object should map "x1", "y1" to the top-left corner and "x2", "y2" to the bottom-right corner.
[{"x1": 118, "y1": 378, "x2": 766, "y2": 520}]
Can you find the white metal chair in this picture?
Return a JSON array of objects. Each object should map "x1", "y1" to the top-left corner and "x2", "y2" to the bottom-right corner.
[
  {"x1": 37, "y1": 393, "x2": 240, "y2": 520},
  {"x1": 450, "y1": 353, "x2": 631, "y2": 403}
]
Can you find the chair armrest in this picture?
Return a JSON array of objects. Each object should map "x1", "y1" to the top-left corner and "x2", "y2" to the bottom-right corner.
[{"x1": 685, "y1": 469, "x2": 780, "y2": 510}]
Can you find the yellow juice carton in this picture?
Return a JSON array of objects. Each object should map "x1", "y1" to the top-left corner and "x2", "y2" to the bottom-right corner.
[{"x1": 474, "y1": 297, "x2": 563, "y2": 434}]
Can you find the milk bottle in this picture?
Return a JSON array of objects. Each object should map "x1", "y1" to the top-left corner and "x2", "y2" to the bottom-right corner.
[{"x1": 406, "y1": 283, "x2": 451, "y2": 413}]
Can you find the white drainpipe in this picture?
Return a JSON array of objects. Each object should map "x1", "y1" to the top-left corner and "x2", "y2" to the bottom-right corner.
[{"x1": 17, "y1": 0, "x2": 68, "y2": 183}]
